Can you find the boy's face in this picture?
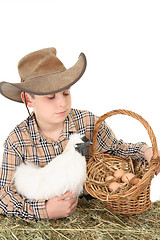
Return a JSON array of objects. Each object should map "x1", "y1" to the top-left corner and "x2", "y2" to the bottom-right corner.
[{"x1": 23, "y1": 89, "x2": 71, "y2": 126}]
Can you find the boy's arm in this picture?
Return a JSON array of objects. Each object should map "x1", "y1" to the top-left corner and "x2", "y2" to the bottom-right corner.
[
  {"x1": 0, "y1": 140, "x2": 48, "y2": 220},
  {"x1": 96, "y1": 121, "x2": 160, "y2": 175},
  {"x1": 0, "y1": 186, "x2": 48, "y2": 220},
  {"x1": 96, "y1": 120, "x2": 149, "y2": 161}
]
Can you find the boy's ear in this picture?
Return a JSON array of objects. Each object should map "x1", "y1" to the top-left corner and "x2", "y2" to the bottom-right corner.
[{"x1": 21, "y1": 92, "x2": 33, "y2": 107}]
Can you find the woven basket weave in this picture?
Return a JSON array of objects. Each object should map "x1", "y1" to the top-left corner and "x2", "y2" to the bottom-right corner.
[{"x1": 85, "y1": 109, "x2": 160, "y2": 215}]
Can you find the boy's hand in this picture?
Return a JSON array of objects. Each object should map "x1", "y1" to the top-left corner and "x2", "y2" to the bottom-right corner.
[
  {"x1": 45, "y1": 191, "x2": 78, "y2": 219},
  {"x1": 144, "y1": 148, "x2": 160, "y2": 175}
]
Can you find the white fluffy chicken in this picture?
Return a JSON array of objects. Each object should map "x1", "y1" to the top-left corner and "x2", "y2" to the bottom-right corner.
[{"x1": 13, "y1": 134, "x2": 91, "y2": 200}]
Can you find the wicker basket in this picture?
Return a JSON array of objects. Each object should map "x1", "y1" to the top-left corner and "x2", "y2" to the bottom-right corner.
[{"x1": 85, "y1": 109, "x2": 160, "y2": 215}]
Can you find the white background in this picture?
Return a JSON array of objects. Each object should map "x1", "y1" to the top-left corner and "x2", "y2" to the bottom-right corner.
[{"x1": 0, "y1": 0, "x2": 159, "y2": 201}]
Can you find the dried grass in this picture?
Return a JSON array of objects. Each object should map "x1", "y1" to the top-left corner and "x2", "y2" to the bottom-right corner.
[{"x1": 0, "y1": 198, "x2": 159, "y2": 240}]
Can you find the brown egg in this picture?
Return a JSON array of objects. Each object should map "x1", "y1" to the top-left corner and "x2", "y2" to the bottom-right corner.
[
  {"x1": 130, "y1": 178, "x2": 140, "y2": 185},
  {"x1": 114, "y1": 169, "x2": 125, "y2": 178},
  {"x1": 121, "y1": 173, "x2": 135, "y2": 183},
  {"x1": 105, "y1": 175, "x2": 114, "y2": 181},
  {"x1": 108, "y1": 182, "x2": 121, "y2": 192}
]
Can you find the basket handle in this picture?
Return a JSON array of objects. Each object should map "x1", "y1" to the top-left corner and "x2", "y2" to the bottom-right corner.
[{"x1": 92, "y1": 109, "x2": 159, "y2": 162}]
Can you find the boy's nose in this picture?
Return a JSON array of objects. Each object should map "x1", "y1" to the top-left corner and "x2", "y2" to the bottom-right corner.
[{"x1": 57, "y1": 94, "x2": 66, "y2": 107}]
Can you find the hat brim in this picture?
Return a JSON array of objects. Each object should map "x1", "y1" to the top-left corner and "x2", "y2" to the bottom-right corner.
[{"x1": 0, "y1": 53, "x2": 87, "y2": 103}]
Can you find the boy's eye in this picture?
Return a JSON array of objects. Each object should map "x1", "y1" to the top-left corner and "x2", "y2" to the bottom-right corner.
[
  {"x1": 47, "y1": 89, "x2": 70, "y2": 99},
  {"x1": 63, "y1": 89, "x2": 70, "y2": 95},
  {"x1": 48, "y1": 95, "x2": 55, "y2": 99}
]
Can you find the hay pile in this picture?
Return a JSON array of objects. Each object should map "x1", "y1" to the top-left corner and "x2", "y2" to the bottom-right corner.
[{"x1": 0, "y1": 198, "x2": 159, "y2": 240}]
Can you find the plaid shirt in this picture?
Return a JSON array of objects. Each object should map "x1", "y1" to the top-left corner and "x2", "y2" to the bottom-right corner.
[{"x1": 0, "y1": 108, "x2": 148, "y2": 220}]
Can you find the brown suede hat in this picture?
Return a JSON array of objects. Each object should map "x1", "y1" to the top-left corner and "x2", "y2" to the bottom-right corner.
[{"x1": 0, "y1": 47, "x2": 87, "y2": 103}]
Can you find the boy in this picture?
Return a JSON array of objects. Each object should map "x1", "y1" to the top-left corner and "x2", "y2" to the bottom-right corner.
[{"x1": 0, "y1": 47, "x2": 159, "y2": 220}]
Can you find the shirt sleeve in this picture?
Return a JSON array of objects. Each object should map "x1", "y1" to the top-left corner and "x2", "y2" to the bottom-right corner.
[
  {"x1": 94, "y1": 116, "x2": 149, "y2": 161},
  {"x1": 0, "y1": 139, "x2": 48, "y2": 220}
]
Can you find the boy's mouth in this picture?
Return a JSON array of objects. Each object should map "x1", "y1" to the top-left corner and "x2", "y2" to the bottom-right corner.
[{"x1": 56, "y1": 110, "x2": 67, "y2": 115}]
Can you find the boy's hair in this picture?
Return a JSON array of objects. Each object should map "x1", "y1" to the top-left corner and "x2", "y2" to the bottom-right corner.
[{"x1": 29, "y1": 94, "x2": 35, "y2": 99}]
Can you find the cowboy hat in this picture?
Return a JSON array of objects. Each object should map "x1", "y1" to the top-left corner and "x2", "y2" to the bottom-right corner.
[{"x1": 0, "y1": 47, "x2": 87, "y2": 103}]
